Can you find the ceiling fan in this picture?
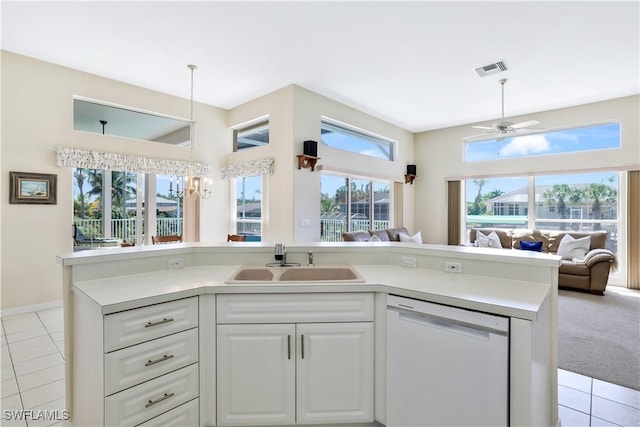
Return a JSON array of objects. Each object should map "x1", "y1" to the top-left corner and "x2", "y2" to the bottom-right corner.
[{"x1": 464, "y1": 78, "x2": 543, "y2": 142}]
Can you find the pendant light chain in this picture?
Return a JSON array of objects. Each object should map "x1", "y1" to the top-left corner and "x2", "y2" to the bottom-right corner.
[{"x1": 168, "y1": 64, "x2": 211, "y2": 200}]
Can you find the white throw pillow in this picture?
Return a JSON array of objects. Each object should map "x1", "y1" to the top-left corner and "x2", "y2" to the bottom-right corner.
[
  {"x1": 369, "y1": 235, "x2": 382, "y2": 242},
  {"x1": 557, "y1": 234, "x2": 591, "y2": 260},
  {"x1": 475, "y1": 231, "x2": 503, "y2": 248},
  {"x1": 399, "y1": 231, "x2": 422, "y2": 244}
]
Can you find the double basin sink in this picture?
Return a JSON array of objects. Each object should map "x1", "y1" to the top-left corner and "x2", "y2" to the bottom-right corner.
[{"x1": 226, "y1": 265, "x2": 365, "y2": 284}]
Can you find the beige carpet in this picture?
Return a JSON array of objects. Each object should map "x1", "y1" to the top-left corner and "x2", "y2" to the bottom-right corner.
[{"x1": 558, "y1": 287, "x2": 640, "y2": 391}]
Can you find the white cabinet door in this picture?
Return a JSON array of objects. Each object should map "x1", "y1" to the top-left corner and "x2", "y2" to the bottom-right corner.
[
  {"x1": 296, "y1": 322, "x2": 374, "y2": 424},
  {"x1": 217, "y1": 323, "x2": 296, "y2": 426}
]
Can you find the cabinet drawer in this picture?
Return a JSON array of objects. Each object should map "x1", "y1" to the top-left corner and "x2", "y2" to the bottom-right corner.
[
  {"x1": 104, "y1": 328, "x2": 199, "y2": 395},
  {"x1": 137, "y1": 398, "x2": 199, "y2": 426},
  {"x1": 217, "y1": 293, "x2": 374, "y2": 323},
  {"x1": 104, "y1": 364, "x2": 198, "y2": 427},
  {"x1": 105, "y1": 297, "x2": 198, "y2": 352}
]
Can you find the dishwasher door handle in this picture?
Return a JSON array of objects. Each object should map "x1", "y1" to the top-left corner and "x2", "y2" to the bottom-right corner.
[{"x1": 392, "y1": 307, "x2": 507, "y2": 339}]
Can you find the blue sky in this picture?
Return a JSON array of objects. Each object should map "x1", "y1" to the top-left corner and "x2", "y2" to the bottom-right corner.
[
  {"x1": 74, "y1": 122, "x2": 620, "y2": 204},
  {"x1": 465, "y1": 122, "x2": 620, "y2": 162}
]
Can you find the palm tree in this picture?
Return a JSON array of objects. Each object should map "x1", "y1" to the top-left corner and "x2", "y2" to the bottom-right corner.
[
  {"x1": 86, "y1": 170, "x2": 136, "y2": 209},
  {"x1": 543, "y1": 184, "x2": 582, "y2": 230},
  {"x1": 582, "y1": 183, "x2": 617, "y2": 230},
  {"x1": 74, "y1": 168, "x2": 87, "y2": 218},
  {"x1": 321, "y1": 196, "x2": 339, "y2": 217},
  {"x1": 468, "y1": 179, "x2": 488, "y2": 215}
]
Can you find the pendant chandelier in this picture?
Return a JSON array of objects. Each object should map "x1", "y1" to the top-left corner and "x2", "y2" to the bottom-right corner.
[{"x1": 168, "y1": 64, "x2": 211, "y2": 199}]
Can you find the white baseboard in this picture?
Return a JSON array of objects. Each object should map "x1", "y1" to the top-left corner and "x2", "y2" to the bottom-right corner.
[{"x1": 0, "y1": 300, "x2": 63, "y2": 318}]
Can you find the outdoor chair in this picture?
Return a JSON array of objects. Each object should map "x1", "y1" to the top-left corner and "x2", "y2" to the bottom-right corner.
[
  {"x1": 227, "y1": 234, "x2": 246, "y2": 242},
  {"x1": 72, "y1": 224, "x2": 120, "y2": 247},
  {"x1": 151, "y1": 235, "x2": 182, "y2": 245}
]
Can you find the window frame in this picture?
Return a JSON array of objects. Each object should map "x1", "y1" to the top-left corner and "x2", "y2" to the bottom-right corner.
[
  {"x1": 320, "y1": 117, "x2": 396, "y2": 161},
  {"x1": 462, "y1": 171, "x2": 624, "y2": 285},
  {"x1": 233, "y1": 175, "x2": 263, "y2": 241},
  {"x1": 320, "y1": 172, "x2": 393, "y2": 242},
  {"x1": 464, "y1": 121, "x2": 621, "y2": 163},
  {"x1": 233, "y1": 117, "x2": 270, "y2": 152}
]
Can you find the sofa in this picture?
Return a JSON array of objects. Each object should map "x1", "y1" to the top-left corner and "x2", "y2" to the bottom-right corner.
[
  {"x1": 342, "y1": 227, "x2": 410, "y2": 242},
  {"x1": 469, "y1": 228, "x2": 616, "y2": 295}
]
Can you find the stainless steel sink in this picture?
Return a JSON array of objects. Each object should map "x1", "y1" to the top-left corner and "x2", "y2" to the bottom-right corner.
[{"x1": 226, "y1": 265, "x2": 365, "y2": 284}]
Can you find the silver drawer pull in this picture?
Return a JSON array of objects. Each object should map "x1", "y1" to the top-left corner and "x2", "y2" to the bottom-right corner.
[
  {"x1": 145, "y1": 354, "x2": 175, "y2": 367},
  {"x1": 145, "y1": 392, "x2": 175, "y2": 408},
  {"x1": 144, "y1": 317, "x2": 174, "y2": 328}
]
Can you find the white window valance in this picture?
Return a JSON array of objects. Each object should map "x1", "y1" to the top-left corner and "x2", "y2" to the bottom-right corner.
[
  {"x1": 221, "y1": 158, "x2": 275, "y2": 179},
  {"x1": 56, "y1": 146, "x2": 209, "y2": 177}
]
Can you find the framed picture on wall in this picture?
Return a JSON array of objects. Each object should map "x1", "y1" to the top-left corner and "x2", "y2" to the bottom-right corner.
[{"x1": 9, "y1": 171, "x2": 57, "y2": 204}]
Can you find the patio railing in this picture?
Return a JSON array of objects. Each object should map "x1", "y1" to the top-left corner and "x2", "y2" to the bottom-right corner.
[
  {"x1": 321, "y1": 219, "x2": 389, "y2": 242},
  {"x1": 76, "y1": 218, "x2": 390, "y2": 245},
  {"x1": 74, "y1": 218, "x2": 183, "y2": 244}
]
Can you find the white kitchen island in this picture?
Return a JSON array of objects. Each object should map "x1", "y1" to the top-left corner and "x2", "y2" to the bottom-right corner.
[{"x1": 59, "y1": 242, "x2": 560, "y2": 426}]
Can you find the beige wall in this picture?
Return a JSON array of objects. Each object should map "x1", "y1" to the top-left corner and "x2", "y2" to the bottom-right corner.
[
  {"x1": 414, "y1": 95, "x2": 640, "y2": 244},
  {"x1": 2, "y1": 49, "x2": 636, "y2": 311},
  {"x1": 227, "y1": 85, "x2": 415, "y2": 242},
  {"x1": 0, "y1": 51, "x2": 229, "y2": 310}
]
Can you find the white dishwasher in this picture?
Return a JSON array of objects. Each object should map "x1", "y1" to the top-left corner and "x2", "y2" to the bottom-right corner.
[{"x1": 386, "y1": 295, "x2": 509, "y2": 426}]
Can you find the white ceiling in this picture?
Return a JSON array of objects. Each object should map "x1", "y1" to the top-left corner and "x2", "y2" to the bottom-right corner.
[{"x1": 2, "y1": 1, "x2": 639, "y2": 133}]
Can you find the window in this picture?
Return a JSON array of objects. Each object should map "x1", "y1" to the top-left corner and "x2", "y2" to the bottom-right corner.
[
  {"x1": 233, "y1": 119, "x2": 269, "y2": 152},
  {"x1": 535, "y1": 172, "x2": 618, "y2": 251},
  {"x1": 73, "y1": 168, "x2": 142, "y2": 249},
  {"x1": 466, "y1": 177, "x2": 529, "y2": 230},
  {"x1": 464, "y1": 171, "x2": 619, "y2": 254},
  {"x1": 73, "y1": 97, "x2": 191, "y2": 145},
  {"x1": 72, "y1": 169, "x2": 186, "y2": 249},
  {"x1": 464, "y1": 122, "x2": 621, "y2": 163},
  {"x1": 155, "y1": 174, "x2": 184, "y2": 236},
  {"x1": 235, "y1": 175, "x2": 262, "y2": 241},
  {"x1": 320, "y1": 174, "x2": 391, "y2": 242},
  {"x1": 320, "y1": 117, "x2": 395, "y2": 161}
]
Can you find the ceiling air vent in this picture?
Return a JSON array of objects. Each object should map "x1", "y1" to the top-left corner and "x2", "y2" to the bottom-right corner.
[{"x1": 474, "y1": 60, "x2": 509, "y2": 77}]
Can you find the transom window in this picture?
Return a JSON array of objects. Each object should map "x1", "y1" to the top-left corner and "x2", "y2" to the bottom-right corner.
[
  {"x1": 233, "y1": 118, "x2": 269, "y2": 152},
  {"x1": 464, "y1": 122, "x2": 621, "y2": 163},
  {"x1": 320, "y1": 117, "x2": 395, "y2": 161}
]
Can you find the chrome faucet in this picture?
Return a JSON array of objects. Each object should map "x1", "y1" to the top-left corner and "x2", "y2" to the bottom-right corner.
[
  {"x1": 307, "y1": 251, "x2": 314, "y2": 267},
  {"x1": 275, "y1": 243, "x2": 286, "y2": 266},
  {"x1": 266, "y1": 243, "x2": 301, "y2": 267}
]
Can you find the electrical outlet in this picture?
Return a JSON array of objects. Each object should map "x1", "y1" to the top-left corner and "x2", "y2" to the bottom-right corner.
[
  {"x1": 445, "y1": 261, "x2": 462, "y2": 273},
  {"x1": 401, "y1": 256, "x2": 417, "y2": 268},
  {"x1": 168, "y1": 258, "x2": 184, "y2": 269}
]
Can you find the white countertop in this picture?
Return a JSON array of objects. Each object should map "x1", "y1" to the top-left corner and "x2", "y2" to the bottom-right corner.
[{"x1": 72, "y1": 264, "x2": 550, "y2": 320}]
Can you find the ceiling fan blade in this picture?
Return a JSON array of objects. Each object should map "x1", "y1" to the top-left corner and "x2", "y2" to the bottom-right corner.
[
  {"x1": 463, "y1": 131, "x2": 496, "y2": 142},
  {"x1": 511, "y1": 127, "x2": 548, "y2": 135},
  {"x1": 511, "y1": 120, "x2": 541, "y2": 129},
  {"x1": 472, "y1": 125, "x2": 494, "y2": 130}
]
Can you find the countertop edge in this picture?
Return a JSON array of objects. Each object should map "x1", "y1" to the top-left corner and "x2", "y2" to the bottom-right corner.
[{"x1": 72, "y1": 265, "x2": 550, "y2": 321}]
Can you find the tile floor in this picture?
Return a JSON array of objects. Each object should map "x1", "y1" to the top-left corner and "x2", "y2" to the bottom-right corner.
[
  {"x1": 1, "y1": 306, "x2": 639, "y2": 426},
  {"x1": 1, "y1": 307, "x2": 68, "y2": 427}
]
